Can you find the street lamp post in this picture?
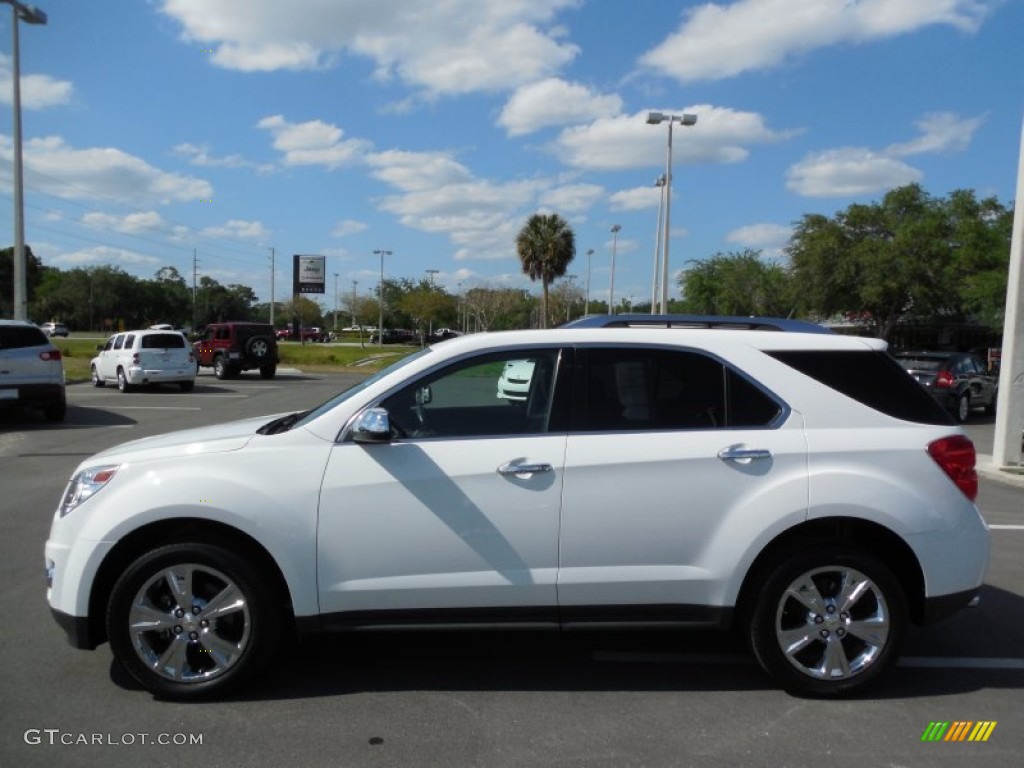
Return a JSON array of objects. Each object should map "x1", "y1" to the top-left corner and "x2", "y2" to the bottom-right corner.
[
  {"x1": 565, "y1": 274, "x2": 577, "y2": 322},
  {"x1": 373, "y1": 249, "x2": 391, "y2": 347},
  {"x1": 651, "y1": 175, "x2": 666, "y2": 313},
  {"x1": 647, "y1": 111, "x2": 697, "y2": 313},
  {"x1": 608, "y1": 225, "x2": 621, "y2": 315},
  {"x1": 584, "y1": 249, "x2": 593, "y2": 316},
  {"x1": 4, "y1": 0, "x2": 47, "y2": 321},
  {"x1": 333, "y1": 272, "x2": 339, "y2": 331}
]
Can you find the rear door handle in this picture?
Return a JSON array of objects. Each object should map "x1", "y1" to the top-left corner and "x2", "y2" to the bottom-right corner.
[
  {"x1": 498, "y1": 462, "x2": 553, "y2": 476},
  {"x1": 717, "y1": 448, "x2": 771, "y2": 461}
]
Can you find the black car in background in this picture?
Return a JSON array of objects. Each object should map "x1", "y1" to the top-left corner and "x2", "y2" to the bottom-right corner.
[{"x1": 892, "y1": 351, "x2": 998, "y2": 423}]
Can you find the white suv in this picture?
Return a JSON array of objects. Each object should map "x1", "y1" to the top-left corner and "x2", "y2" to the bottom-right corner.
[
  {"x1": 1, "y1": 319, "x2": 66, "y2": 421},
  {"x1": 91, "y1": 329, "x2": 196, "y2": 392},
  {"x1": 46, "y1": 316, "x2": 989, "y2": 700}
]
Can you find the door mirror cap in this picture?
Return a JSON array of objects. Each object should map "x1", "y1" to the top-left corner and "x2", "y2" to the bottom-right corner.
[{"x1": 352, "y1": 407, "x2": 392, "y2": 443}]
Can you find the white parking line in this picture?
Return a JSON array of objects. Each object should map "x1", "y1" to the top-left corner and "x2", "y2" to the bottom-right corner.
[
  {"x1": 73, "y1": 406, "x2": 202, "y2": 411},
  {"x1": 989, "y1": 524, "x2": 1024, "y2": 530},
  {"x1": 592, "y1": 652, "x2": 1024, "y2": 670}
]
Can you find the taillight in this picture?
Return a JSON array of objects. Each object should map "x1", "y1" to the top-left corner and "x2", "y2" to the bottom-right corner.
[
  {"x1": 40, "y1": 349, "x2": 62, "y2": 361},
  {"x1": 132, "y1": 353, "x2": 141, "y2": 365},
  {"x1": 935, "y1": 370, "x2": 954, "y2": 389},
  {"x1": 927, "y1": 435, "x2": 978, "y2": 501}
]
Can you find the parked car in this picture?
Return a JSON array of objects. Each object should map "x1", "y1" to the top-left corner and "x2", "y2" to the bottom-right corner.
[
  {"x1": 0, "y1": 319, "x2": 66, "y2": 421},
  {"x1": 91, "y1": 330, "x2": 196, "y2": 392},
  {"x1": 892, "y1": 351, "x2": 998, "y2": 423},
  {"x1": 370, "y1": 328, "x2": 414, "y2": 344},
  {"x1": 47, "y1": 315, "x2": 988, "y2": 701},
  {"x1": 40, "y1": 321, "x2": 69, "y2": 338},
  {"x1": 193, "y1": 322, "x2": 278, "y2": 379},
  {"x1": 496, "y1": 358, "x2": 535, "y2": 401}
]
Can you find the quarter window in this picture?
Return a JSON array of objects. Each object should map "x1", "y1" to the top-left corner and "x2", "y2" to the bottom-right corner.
[{"x1": 573, "y1": 347, "x2": 781, "y2": 431}]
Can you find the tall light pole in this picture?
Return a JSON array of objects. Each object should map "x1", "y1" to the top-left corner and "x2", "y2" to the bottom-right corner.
[
  {"x1": 268, "y1": 247, "x2": 275, "y2": 326},
  {"x1": 608, "y1": 225, "x2": 621, "y2": 314},
  {"x1": 584, "y1": 249, "x2": 593, "y2": 316},
  {"x1": 351, "y1": 280, "x2": 358, "y2": 326},
  {"x1": 565, "y1": 274, "x2": 578, "y2": 322},
  {"x1": 647, "y1": 111, "x2": 697, "y2": 313},
  {"x1": 373, "y1": 249, "x2": 391, "y2": 347},
  {"x1": 651, "y1": 175, "x2": 666, "y2": 313},
  {"x1": 4, "y1": 1, "x2": 47, "y2": 321},
  {"x1": 333, "y1": 272, "x2": 339, "y2": 331}
]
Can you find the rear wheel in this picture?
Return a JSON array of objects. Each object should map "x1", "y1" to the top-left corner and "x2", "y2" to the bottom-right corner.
[
  {"x1": 106, "y1": 542, "x2": 282, "y2": 701},
  {"x1": 748, "y1": 545, "x2": 906, "y2": 698},
  {"x1": 117, "y1": 368, "x2": 132, "y2": 393},
  {"x1": 954, "y1": 392, "x2": 970, "y2": 423}
]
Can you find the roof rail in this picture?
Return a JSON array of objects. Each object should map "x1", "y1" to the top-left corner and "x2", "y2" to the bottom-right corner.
[{"x1": 561, "y1": 314, "x2": 833, "y2": 334}]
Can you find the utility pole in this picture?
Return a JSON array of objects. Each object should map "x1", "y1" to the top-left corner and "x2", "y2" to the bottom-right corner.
[
  {"x1": 269, "y1": 247, "x2": 275, "y2": 326},
  {"x1": 192, "y1": 248, "x2": 199, "y2": 333}
]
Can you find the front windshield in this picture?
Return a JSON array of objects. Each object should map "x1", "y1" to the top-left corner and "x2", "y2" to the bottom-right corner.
[{"x1": 290, "y1": 347, "x2": 432, "y2": 430}]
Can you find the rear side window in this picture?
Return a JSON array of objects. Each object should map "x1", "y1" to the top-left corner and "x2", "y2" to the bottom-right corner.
[
  {"x1": 769, "y1": 350, "x2": 953, "y2": 425},
  {"x1": 141, "y1": 333, "x2": 185, "y2": 349},
  {"x1": 0, "y1": 325, "x2": 48, "y2": 349},
  {"x1": 573, "y1": 347, "x2": 782, "y2": 431}
]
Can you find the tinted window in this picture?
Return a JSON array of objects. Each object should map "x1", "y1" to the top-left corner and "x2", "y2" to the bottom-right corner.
[
  {"x1": 573, "y1": 347, "x2": 781, "y2": 432},
  {"x1": 380, "y1": 349, "x2": 563, "y2": 439},
  {"x1": 0, "y1": 325, "x2": 48, "y2": 349},
  {"x1": 769, "y1": 350, "x2": 953, "y2": 425},
  {"x1": 141, "y1": 333, "x2": 185, "y2": 349},
  {"x1": 113, "y1": 335, "x2": 125, "y2": 350}
]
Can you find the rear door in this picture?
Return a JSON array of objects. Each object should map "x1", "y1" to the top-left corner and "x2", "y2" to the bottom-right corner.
[
  {"x1": 138, "y1": 332, "x2": 191, "y2": 372},
  {"x1": 557, "y1": 345, "x2": 808, "y2": 620}
]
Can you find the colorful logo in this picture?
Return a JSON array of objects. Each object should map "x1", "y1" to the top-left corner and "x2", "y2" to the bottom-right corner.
[{"x1": 921, "y1": 721, "x2": 997, "y2": 742}]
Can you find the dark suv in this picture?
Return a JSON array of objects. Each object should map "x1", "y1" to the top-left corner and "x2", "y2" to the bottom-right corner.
[
  {"x1": 193, "y1": 322, "x2": 278, "y2": 379},
  {"x1": 892, "y1": 351, "x2": 998, "y2": 423}
]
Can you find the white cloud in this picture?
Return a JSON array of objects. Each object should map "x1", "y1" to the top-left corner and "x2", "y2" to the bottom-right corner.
[
  {"x1": 786, "y1": 111, "x2": 981, "y2": 197},
  {"x1": 609, "y1": 185, "x2": 665, "y2": 212},
  {"x1": 725, "y1": 223, "x2": 793, "y2": 257},
  {"x1": 498, "y1": 78, "x2": 622, "y2": 136},
  {"x1": 82, "y1": 211, "x2": 189, "y2": 239},
  {"x1": 555, "y1": 105, "x2": 794, "y2": 171},
  {"x1": 640, "y1": 0, "x2": 992, "y2": 82},
  {"x1": 257, "y1": 115, "x2": 370, "y2": 169},
  {"x1": 539, "y1": 183, "x2": 604, "y2": 213},
  {"x1": 787, "y1": 148, "x2": 922, "y2": 197},
  {"x1": 885, "y1": 111, "x2": 986, "y2": 156},
  {"x1": 49, "y1": 245, "x2": 161, "y2": 267},
  {"x1": 200, "y1": 219, "x2": 270, "y2": 240},
  {"x1": 365, "y1": 150, "x2": 473, "y2": 192},
  {"x1": 173, "y1": 142, "x2": 275, "y2": 174},
  {"x1": 161, "y1": 0, "x2": 580, "y2": 95},
  {"x1": 331, "y1": 219, "x2": 368, "y2": 237},
  {"x1": 0, "y1": 135, "x2": 212, "y2": 205},
  {"x1": 0, "y1": 54, "x2": 73, "y2": 109}
]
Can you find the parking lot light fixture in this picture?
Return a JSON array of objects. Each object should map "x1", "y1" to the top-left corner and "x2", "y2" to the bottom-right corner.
[
  {"x1": 373, "y1": 249, "x2": 391, "y2": 347},
  {"x1": 647, "y1": 111, "x2": 697, "y2": 313},
  {"x1": 608, "y1": 225, "x2": 621, "y2": 314},
  {"x1": 3, "y1": 1, "x2": 47, "y2": 321}
]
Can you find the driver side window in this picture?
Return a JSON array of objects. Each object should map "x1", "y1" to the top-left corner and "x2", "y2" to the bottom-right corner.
[{"x1": 379, "y1": 349, "x2": 563, "y2": 439}]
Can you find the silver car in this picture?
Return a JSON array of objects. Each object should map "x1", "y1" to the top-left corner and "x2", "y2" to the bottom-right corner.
[{"x1": 0, "y1": 320, "x2": 66, "y2": 421}]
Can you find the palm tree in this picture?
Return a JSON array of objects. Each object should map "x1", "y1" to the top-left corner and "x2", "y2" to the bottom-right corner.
[{"x1": 516, "y1": 213, "x2": 576, "y2": 328}]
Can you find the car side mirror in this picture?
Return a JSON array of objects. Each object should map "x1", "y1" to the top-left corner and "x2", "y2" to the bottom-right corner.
[{"x1": 352, "y1": 407, "x2": 392, "y2": 443}]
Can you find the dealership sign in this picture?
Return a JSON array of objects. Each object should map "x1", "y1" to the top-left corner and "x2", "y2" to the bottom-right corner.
[{"x1": 293, "y1": 254, "x2": 326, "y2": 294}]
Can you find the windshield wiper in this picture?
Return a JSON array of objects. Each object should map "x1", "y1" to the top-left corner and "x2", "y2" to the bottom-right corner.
[{"x1": 257, "y1": 410, "x2": 309, "y2": 435}]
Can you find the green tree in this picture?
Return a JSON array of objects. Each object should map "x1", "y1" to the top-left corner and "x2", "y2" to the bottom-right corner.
[
  {"x1": 679, "y1": 249, "x2": 792, "y2": 316},
  {"x1": 787, "y1": 184, "x2": 959, "y2": 340},
  {"x1": 944, "y1": 190, "x2": 1013, "y2": 330},
  {"x1": 516, "y1": 213, "x2": 575, "y2": 328},
  {"x1": 0, "y1": 245, "x2": 45, "y2": 318}
]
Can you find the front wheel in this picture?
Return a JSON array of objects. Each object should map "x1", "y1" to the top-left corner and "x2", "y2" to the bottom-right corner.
[
  {"x1": 748, "y1": 546, "x2": 906, "y2": 698},
  {"x1": 954, "y1": 392, "x2": 971, "y2": 423},
  {"x1": 106, "y1": 542, "x2": 282, "y2": 701},
  {"x1": 91, "y1": 366, "x2": 105, "y2": 387},
  {"x1": 213, "y1": 356, "x2": 230, "y2": 380}
]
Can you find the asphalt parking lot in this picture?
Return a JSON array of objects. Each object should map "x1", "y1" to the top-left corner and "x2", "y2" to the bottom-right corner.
[{"x1": 1, "y1": 371, "x2": 1022, "y2": 767}]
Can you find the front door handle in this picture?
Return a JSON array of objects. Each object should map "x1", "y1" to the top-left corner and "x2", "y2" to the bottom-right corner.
[
  {"x1": 717, "y1": 447, "x2": 771, "y2": 461},
  {"x1": 497, "y1": 461, "x2": 553, "y2": 476}
]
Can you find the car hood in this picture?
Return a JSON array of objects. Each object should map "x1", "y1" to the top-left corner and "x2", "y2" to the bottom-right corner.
[{"x1": 87, "y1": 413, "x2": 284, "y2": 464}]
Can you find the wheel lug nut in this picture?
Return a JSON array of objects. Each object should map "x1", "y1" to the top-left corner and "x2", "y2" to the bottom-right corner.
[
  {"x1": 174, "y1": 625, "x2": 183, "y2": 634},
  {"x1": 837, "y1": 629, "x2": 845, "y2": 637},
  {"x1": 189, "y1": 631, "x2": 198, "y2": 641},
  {"x1": 826, "y1": 605, "x2": 835, "y2": 614},
  {"x1": 192, "y1": 605, "x2": 201, "y2": 615},
  {"x1": 814, "y1": 616, "x2": 824, "y2": 624},
  {"x1": 820, "y1": 630, "x2": 829, "y2": 638},
  {"x1": 199, "y1": 620, "x2": 209, "y2": 628},
  {"x1": 175, "y1": 609, "x2": 185, "y2": 618}
]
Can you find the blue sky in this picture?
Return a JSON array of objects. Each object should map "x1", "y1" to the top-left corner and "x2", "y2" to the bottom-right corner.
[{"x1": 1, "y1": 0, "x2": 1021, "y2": 312}]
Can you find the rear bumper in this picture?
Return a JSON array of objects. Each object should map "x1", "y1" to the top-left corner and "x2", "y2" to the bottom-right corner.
[{"x1": 0, "y1": 382, "x2": 64, "y2": 408}]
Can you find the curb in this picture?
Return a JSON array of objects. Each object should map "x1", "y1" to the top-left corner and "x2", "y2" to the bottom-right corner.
[{"x1": 976, "y1": 454, "x2": 1024, "y2": 489}]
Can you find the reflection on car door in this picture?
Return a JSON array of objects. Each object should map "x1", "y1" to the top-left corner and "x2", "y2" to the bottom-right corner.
[
  {"x1": 557, "y1": 346, "x2": 808, "y2": 621},
  {"x1": 317, "y1": 348, "x2": 569, "y2": 626}
]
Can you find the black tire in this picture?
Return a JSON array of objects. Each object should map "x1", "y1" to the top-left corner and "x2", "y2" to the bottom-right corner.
[
  {"x1": 748, "y1": 545, "x2": 906, "y2": 698},
  {"x1": 117, "y1": 368, "x2": 132, "y2": 393},
  {"x1": 259, "y1": 364, "x2": 276, "y2": 379},
  {"x1": 954, "y1": 392, "x2": 970, "y2": 423},
  {"x1": 91, "y1": 366, "x2": 105, "y2": 388},
  {"x1": 180, "y1": 380, "x2": 195, "y2": 392},
  {"x1": 984, "y1": 389, "x2": 997, "y2": 416},
  {"x1": 106, "y1": 542, "x2": 282, "y2": 701},
  {"x1": 245, "y1": 336, "x2": 272, "y2": 362},
  {"x1": 213, "y1": 355, "x2": 229, "y2": 380}
]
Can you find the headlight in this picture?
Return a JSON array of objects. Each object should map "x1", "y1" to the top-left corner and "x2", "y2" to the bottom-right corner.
[{"x1": 59, "y1": 465, "x2": 119, "y2": 517}]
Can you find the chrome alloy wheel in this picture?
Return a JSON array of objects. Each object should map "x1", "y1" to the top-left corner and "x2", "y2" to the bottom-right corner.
[
  {"x1": 127, "y1": 563, "x2": 251, "y2": 684},
  {"x1": 774, "y1": 565, "x2": 890, "y2": 681}
]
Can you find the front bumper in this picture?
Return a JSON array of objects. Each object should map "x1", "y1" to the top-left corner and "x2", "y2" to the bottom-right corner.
[{"x1": 50, "y1": 607, "x2": 101, "y2": 650}]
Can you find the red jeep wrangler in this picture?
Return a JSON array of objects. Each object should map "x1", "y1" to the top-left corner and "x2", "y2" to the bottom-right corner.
[{"x1": 193, "y1": 322, "x2": 278, "y2": 379}]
